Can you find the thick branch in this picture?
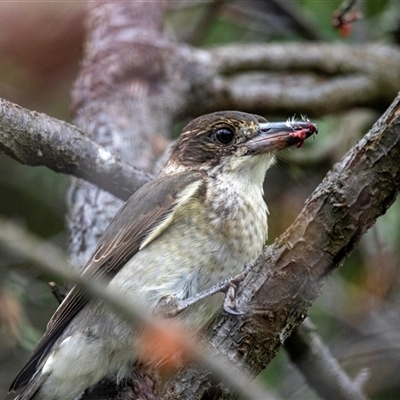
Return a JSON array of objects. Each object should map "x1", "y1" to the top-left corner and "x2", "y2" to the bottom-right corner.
[
  {"x1": 163, "y1": 93, "x2": 400, "y2": 398},
  {"x1": 0, "y1": 98, "x2": 151, "y2": 201}
]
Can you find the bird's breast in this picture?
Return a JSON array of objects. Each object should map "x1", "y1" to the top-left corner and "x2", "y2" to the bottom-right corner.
[
  {"x1": 203, "y1": 176, "x2": 269, "y2": 267},
  {"x1": 108, "y1": 176, "x2": 268, "y2": 331}
]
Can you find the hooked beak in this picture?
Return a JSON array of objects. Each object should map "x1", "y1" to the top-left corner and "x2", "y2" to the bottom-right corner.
[{"x1": 247, "y1": 119, "x2": 318, "y2": 154}]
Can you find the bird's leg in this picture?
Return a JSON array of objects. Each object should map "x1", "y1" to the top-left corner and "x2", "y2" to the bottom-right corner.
[
  {"x1": 154, "y1": 263, "x2": 252, "y2": 318},
  {"x1": 222, "y1": 263, "x2": 252, "y2": 315}
]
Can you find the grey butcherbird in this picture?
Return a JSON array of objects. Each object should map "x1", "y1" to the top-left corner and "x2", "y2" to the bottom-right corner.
[{"x1": 10, "y1": 111, "x2": 317, "y2": 400}]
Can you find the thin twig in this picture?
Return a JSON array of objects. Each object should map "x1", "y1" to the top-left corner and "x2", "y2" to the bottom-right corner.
[{"x1": 285, "y1": 318, "x2": 367, "y2": 400}]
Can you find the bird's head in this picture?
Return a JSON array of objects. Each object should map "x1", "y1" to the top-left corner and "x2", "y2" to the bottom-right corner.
[{"x1": 163, "y1": 111, "x2": 317, "y2": 183}]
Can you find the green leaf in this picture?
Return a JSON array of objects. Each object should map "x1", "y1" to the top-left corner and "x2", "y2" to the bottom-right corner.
[{"x1": 364, "y1": 0, "x2": 391, "y2": 17}]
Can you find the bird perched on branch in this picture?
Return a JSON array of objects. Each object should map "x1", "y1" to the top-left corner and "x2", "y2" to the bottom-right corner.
[{"x1": 10, "y1": 111, "x2": 317, "y2": 400}]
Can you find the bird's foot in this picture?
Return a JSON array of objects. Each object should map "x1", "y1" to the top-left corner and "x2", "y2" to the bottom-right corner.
[
  {"x1": 222, "y1": 263, "x2": 252, "y2": 315},
  {"x1": 154, "y1": 263, "x2": 252, "y2": 318}
]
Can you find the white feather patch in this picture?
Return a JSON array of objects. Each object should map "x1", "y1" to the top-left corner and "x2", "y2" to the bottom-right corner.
[{"x1": 139, "y1": 180, "x2": 202, "y2": 250}]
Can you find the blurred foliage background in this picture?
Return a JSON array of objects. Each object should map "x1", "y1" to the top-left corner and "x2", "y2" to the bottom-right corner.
[{"x1": 1, "y1": 1, "x2": 400, "y2": 399}]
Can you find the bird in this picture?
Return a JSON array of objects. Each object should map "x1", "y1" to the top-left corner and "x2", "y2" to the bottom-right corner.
[{"x1": 9, "y1": 111, "x2": 317, "y2": 400}]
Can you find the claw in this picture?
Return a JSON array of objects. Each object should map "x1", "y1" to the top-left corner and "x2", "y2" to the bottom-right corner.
[
  {"x1": 222, "y1": 281, "x2": 246, "y2": 317},
  {"x1": 223, "y1": 305, "x2": 246, "y2": 315}
]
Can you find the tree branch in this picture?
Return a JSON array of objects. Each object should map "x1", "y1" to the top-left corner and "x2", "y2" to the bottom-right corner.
[
  {"x1": 162, "y1": 92, "x2": 400, "y2": 398},
  {"x1": 0, "y1": 98, "x2": 152, "y2": 201},
  {"x1": 182, "y1": 43, "x2": 400, "y2": 116},
  {"x1": 285, "y1": 318, "x2": 367, "y2": 400}
]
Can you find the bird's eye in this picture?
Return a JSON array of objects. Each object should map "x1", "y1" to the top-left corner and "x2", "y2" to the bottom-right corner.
[{"x1": 214, "y1": 128, "x2": 234, "y2": 144}]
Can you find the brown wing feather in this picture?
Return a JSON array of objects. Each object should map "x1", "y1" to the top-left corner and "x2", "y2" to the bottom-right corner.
[{"x1": 10, "y1": 171, "x2": 203, "y2": 392}]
